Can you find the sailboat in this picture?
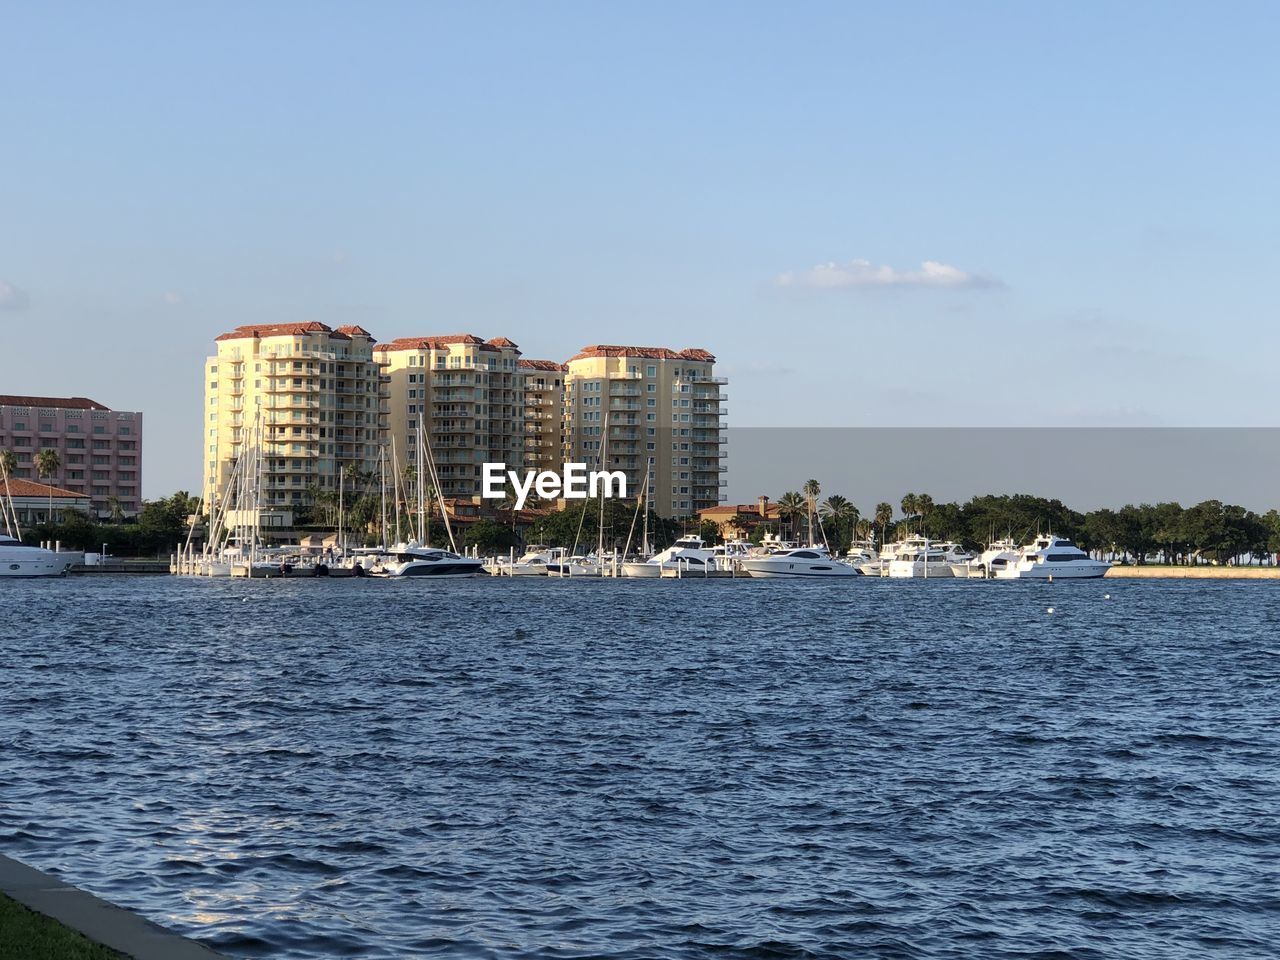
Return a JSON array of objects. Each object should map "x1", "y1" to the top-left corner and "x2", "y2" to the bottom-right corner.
[
  {"x1": 0, "y1": 459, "x2": 75, "y2": 578},
  {"x1": 372, "y1": 415, "x2": 483, "y2": 578}
]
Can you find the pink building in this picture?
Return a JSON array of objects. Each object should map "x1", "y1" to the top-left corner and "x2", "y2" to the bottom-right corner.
[{"x1": 0, "y1": 395, "x2": 143, "y2": 519}]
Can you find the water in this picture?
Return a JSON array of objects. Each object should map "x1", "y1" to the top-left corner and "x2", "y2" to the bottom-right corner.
[{"x1": 1, "y1": 576, "x2": 1278, "y2": 959}]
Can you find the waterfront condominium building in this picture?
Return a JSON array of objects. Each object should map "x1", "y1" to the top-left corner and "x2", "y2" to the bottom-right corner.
[
  {"x1": 518, "y1": 359, "x2": 566, "y2": 473},
  {"x1": 0, "y1": 395, "x2": 143, "y2": 518},
  {"x1": 375, "y1": 334, "x2": 524, "y2": 499},
  {"x1": 202, "y1": 322, "x2": 387, "y2": 519},
  {"x1": 563, "y1": 345, "x2": 727, "y2": 518}
]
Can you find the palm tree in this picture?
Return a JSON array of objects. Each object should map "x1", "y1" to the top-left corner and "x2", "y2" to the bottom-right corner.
[
  {"x1": 802, "y1": 479, "x2": 821, "y2": 544},
  {"x1": 875, "y1": 502, "x2": 893, "y2": 546},
  {"x1": 107, "y1": 496, "x2": 124, "y2": 523},
  {"x1": 916, "y1": 493, "x2": 935, "y2": 535},
  {"x1": 35, "y1": 448, "x2": 61, "y2": 523},
  {"x1": 776, "y1": 491, "x2": 806, "y2": 541},
  {"x1": 900, "y1": 493, "x2": 918, "y2": 529},
  {"x1": 820, "y1": 494, "x2": 857, "y2": 550},
  {"x1": 854, "y1": 518, "x2": 874, "y2": 542},
  {"x1": 498, "y1": 491, "x2": 520, "y2": 533}
]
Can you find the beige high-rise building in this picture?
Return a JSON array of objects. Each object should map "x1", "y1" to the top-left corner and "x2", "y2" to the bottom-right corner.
[
  {"x1": 202, "y1": 322, "x2": 387, "y2": 520},
  {"x1": 563, "y1": 345, "x2": 726, "y2": 518},
  {"x1": 375, "y1": 334, "x2": 524, "y2": 498},
  {"x1": 518, "y1": 360, "x2": 565, "y2": 473}
]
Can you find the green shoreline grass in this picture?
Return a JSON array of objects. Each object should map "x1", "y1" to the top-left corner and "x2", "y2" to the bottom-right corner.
[{"x1": 0, "y1": 892, "x2": 126, "y2": 960}]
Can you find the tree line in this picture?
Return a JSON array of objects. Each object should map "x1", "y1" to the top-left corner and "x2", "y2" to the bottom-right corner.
[{"x1": 739, "y1": 482, "x2": 1280, "y2": 565}]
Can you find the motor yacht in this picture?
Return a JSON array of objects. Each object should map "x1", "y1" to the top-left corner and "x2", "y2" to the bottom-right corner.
[
  {"x1": 993, "y1": 535, "x2": 1111, "y2": 580},
  {"x1": 858, "y1": 534, "x2": 928, "y2": 576},
  {"x1": 0, "y1": 535, "x2": 76, "y2": 578},
  {"x1": 957, "y1": 538, "x2": 1020, "y2": 578},
  {"x1": 620, "y1": 535, "x2": 720, "y2": 578},
  {"x1": 739, "y1": 545, "x2": 860, "y2": 578},
  {"x1": 886, "y1": 541, "x2": 973, "y2": 578},
  {"x1": 546, "y1": 554, "x2": 607, "y2": 577},
  {"x1": 373, "y1": 541, "x2": 485, "y2": 578},
  {"x1": 487, "y1": 546, "x2": 566, "y2": 576}
]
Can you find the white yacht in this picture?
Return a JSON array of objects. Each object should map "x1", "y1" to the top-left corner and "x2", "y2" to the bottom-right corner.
[
  {"x1": 740, "y1": 545, "x2": 860, "y2": 578},
  {"x1": 713, "y1": 539, "x2": 754, "y2": 562},
  {"x1": 620, "y1": 535, "x2": 717, "y2": 578},
  {"x1": 546, "y1": 554, "x2": 607, "y2": 577},
  {"x1": 994, "y1": 535, "x2": 1111, "y2": 580},
  {"x1": 374, "y1": 542, "x2": 485, "y2": 578},
  {"x1": 886, "y1": 541, "x2": 973, "y2": 579},
  {"x1": 486, "y1": 546, "x2": 566, "y2": 576},
  {"x1": 0, "y1": 535, "x2": 76, "y2": 578},
  {"x1": 958, "y1": 539, "x2": 1020, "y2": 578},
  {"x1": 845, "y1": 541, "x2": 877, "y2": 568},
  {"x1": 757, "y1": 532, "x2": 798, "y2": 553},
  {"x1": 859, "y1": 534, "x2": 927, "y2": 576}
]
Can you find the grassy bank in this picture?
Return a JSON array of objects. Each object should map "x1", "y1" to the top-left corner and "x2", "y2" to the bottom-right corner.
[{"x1": 0, "y1": 893, "x2": 125, "y2": 960}]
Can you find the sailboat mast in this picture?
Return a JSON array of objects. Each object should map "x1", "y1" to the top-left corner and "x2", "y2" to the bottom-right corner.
[
  {"x1": 642, "y1": 460, "x2": 651, "y2": 555},
  {"x1": 0, "y1": 452, "x2": 20, "y2": 539},
  {"x1": 379, "y1": 446, "x2": 388, "y2": 549},
  {"x1": 417, "y1": 412, "x2": 426, "y2": 543}
]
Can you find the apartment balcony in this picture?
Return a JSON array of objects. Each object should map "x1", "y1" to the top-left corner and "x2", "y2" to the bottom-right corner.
[
  {"x1": 685, "y1": 374, "x2": 729, "y2": 385},
  {"x1": 608, "y1": 385, "x2": 642, "y2": 397},
  {"x1": 609, "y1": 400, "x2": 641, "y2": 411}
]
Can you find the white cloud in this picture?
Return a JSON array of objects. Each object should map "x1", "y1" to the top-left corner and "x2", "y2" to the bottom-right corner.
[
  {"x1": 776, "y1": 259, "x2": 1000, "y2": 290},
  {"x1": 0, "y1": 281, "x2": 29, "y2": 310}
]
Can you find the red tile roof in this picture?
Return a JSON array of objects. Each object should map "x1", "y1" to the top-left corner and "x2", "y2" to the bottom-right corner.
[
  {"x1": 215, "y1": 322, "x2": 351, "y2": 342},
  {"x1": 518, "y1": 359, "x2": 567, "y2": 372},
  {"x1": 334, "y1": 325, "x2": 375, "y2": 340},
  {"x1": 1, "y1": 478, "x2": 87, "y2": 499},
  {"x1": 567, "y1": 345, "x2": 717, "y2": 363},
  {"x1": 375, "y1": 334, "x2": 503, "y2": 354},
  {"x1": 0, "y1": 395, "x2": 109, "y2": 410},
  {"x1": 487, "y1": 336, "x2": 519, "y2": 349}
]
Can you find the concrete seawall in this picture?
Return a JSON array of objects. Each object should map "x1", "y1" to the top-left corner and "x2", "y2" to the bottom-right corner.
[
  {"x1": 0, "y1": 853, "x2": 224, "y2": 959},
  {"x1": 1106, "y1": 566, "x2": 1280, "y2": 579}
]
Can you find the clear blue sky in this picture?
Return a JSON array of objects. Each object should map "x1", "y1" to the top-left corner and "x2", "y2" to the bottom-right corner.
[{"x1": 1, "y1": 2, "x2": 1276, "y2": 496}]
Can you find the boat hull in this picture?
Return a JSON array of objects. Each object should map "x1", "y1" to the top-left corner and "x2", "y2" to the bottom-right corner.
[
  {"x1": 740, "y1": 560, "x2": 859, "y2": 578},
  {"x1": 0, "y1": 560, "x2": 69, "y2": 578},
  {"x1": 886, "y1": 560, "x2": 956, "y2": 579},
  {"x1": 384, "y1": 561, "x2": 483, "y2": 578},
  {"x1": 620, "y1": 562, "x2": 662, "y2": 578},
  {"x1": 994, "y1": 562, "x2": 1110, "y2": 580}
]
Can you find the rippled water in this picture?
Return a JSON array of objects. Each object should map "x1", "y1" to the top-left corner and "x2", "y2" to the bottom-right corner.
[{"x1": 2, "y1": 576, "x2": 1278, "y2": 958}]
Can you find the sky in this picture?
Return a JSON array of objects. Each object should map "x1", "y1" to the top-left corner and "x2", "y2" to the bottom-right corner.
[{"x1": 1, "y1": 1, "x2": 1277, "y2": 498}]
